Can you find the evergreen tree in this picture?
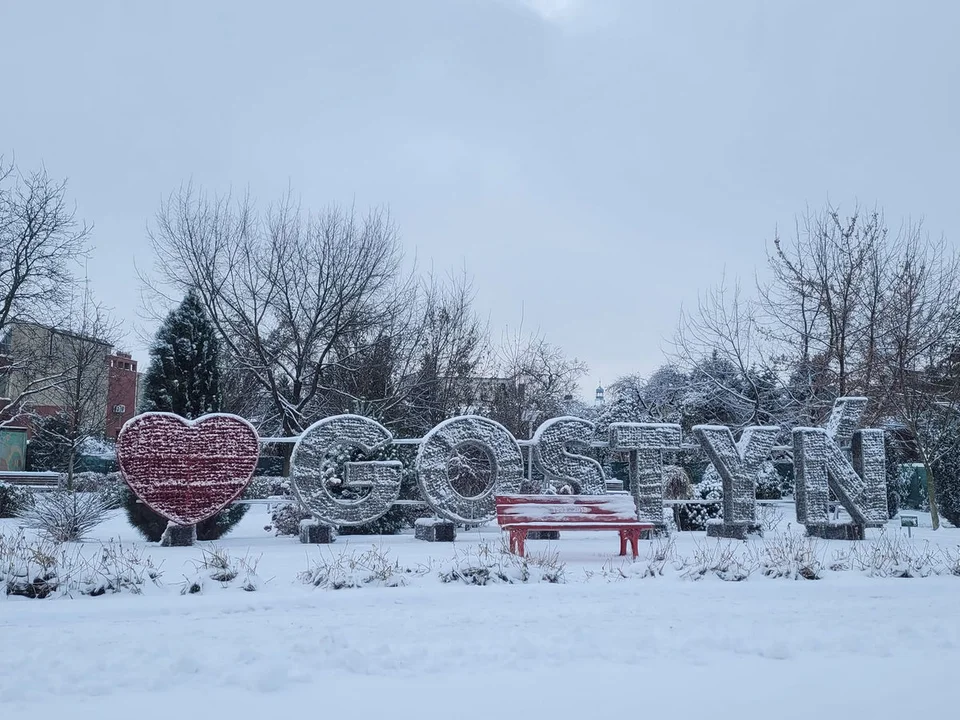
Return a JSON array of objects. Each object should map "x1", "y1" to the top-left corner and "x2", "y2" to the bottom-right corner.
[
  {"x1": 129, "y1": 290, "x2": 247, "y2": 539},
  {"x1": 934, "y1": 445, "x2": 960, "y2": 528},
  {"x1": 141, "y1": 289, "x2": 222, "y2": 417}
]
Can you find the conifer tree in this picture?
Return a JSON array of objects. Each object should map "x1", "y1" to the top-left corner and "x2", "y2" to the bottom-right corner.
[
  {"x1": 129, "y1": 290, "x2": 246, "y2": 541},
  {"x1": 141, "y1": 289, "x2": 222, "y2": 417}
]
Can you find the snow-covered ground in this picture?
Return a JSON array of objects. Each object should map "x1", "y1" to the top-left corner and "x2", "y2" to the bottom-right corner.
[{"x1": 2, "y1": 505, "x2": 958, "y2": 718}]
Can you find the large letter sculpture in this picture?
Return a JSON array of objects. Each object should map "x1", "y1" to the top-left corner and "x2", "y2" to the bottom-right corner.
[
  {"x1": 117, "y1": 413, "x2": 260, "y2": 528},
  {"x1": 290, "y1": 415, "x2": 402, "y2": 526},
  {"x1": 533, "y1": 417, "x2": 605, "y2": 494},
  {"x1": 693, "y1": 425, "x2": 779, "y2": 539},
  {"x1": 608, "y1": 423, "x2": 682, "y2": 534},
  {"x1": 794, "y1": 397, "x2": 888, "y2": 540},
  {"x1": 416, "y1": 415, "x2": 524, "y2": 524}
]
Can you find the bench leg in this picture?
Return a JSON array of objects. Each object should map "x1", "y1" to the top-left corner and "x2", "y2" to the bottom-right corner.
[
  {"x1": 508, "y1": 529, "x2": 528, "y2": 557},
  {"x1": 629, "y1": 529, "x2": 640, "y2": 558},
  {"x1": 619, "y1": 529, "x2": 628, "y2": 557}
]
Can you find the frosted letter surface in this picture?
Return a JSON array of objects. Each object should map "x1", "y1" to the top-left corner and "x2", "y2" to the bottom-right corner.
[
  {"x1": 533, "y1": 417, "x2": 605, "y2": 494},
  {"x1": 793, "y1": 397, "x2": 887, "y2": 539},
  {"x1": 416, "y1": 415, "x2": 524, "y2": 523},
  {"x1": 290, "y1": 414, "x2": 402, "y2": 527},
  {"x1": 608, "y1": 423, "x2": 681, "y2": 532},
  {"x1": 693, "y1": 425, "x2": 779, "y2": 539}
]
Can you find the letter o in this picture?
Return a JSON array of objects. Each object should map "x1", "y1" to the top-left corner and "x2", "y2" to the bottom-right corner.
[{"x1": 415, "y1": 415, "x2": 523, "y2": 523}]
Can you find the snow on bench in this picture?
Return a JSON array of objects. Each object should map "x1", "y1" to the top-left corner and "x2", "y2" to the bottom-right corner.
[{"x1": 494, "y1": 494, "x2": 655, "y2": 558}]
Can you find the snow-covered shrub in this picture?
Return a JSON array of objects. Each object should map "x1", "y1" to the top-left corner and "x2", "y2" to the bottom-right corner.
[
  {"x1": 268, "y1": 501, "x2": 313, "y2": 536},
  {"x1": 438, "y1": 542, "x2": 565, "y2": 585},
  {"x1": 698, "y1": 466, "x2": 724, "y2": 499},
  {"x1": 243, "y1": 475, "x2": 289, "y2": 500},
  {"x1": 756, "y1": 503, "x2": 785, "y2": 531},
  {"x1": 679, "y1": 539, "x2": 754, "y2": 581},
  {"x1": 755, "y1": 533, "x2": 823, "y2": 580},
  {"x1": 19, "y1": 490, "x2": 114, "y2": 543},
  {"x1": 933, "y1": 447, "x2": 960, "y2": 528},
  {"x1": 299, "y1": 546, "x2": 416, "y2": 589},
  {"x1": 0, "y1": 530, "x2": 162, "y2": 598},
  {"x1": 673, "y1": 466, "x2": 723, "y2": 531},
  {"x1": 755, "y1": 461, "x2": 784, "y2": 500},
  {"x1": 597, "y1": 536, "x2": 680, "y2": 580},
  {"x1": 829, "y1": 532, "x2": 942, "y2": 578},
  {"x1": 945, "y1": 546, "x2": 960, "y2": 577},
  {"x1": 122, "y1": 487, "x2": 248, "y2": 542},
  {"x1": 0, "y1": 481, "x2": 33, "y2": 518},
  {"x1": 191, "y1": 546, "x2": 263, "y2": 591}
]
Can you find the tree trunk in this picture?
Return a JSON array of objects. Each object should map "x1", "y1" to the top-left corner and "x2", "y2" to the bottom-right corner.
[
  {"x1": 67, "y1": 449, "x2": 75, "y2": 493},
  {"x1": 281, "y1": 441, "x2": 294, "y2": 477},
  {"x1": 922, "y1": 461, "x2": 941, "y2": 530}
]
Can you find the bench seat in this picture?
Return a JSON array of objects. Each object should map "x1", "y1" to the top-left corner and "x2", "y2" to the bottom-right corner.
[{"x1": 495, "y1": 494, "x2": 655, "y2": 558}]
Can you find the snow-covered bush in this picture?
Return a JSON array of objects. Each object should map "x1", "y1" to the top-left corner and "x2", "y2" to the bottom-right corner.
[
  {"x1": 0, "y1": 481, "x2": 33, "y2": 518},
  {"x1": 299, "y1": 546, "x2": 416, "y2": 589},
  {"x1": 933, "y1": 448, "x2": 960, "y2": 528},
  {"x1": 438, "y1": 542, "x2": 565, "y2": 585},
  {"x1": 188, "y1": 546, "x2": 263, "y2": 592},
  {"x1": 755, "y1": 461, "x2": 785, "y2": 500},
  {"x1": 755, "y1": 533, "x2": 823, "y2": 580},
  {"x1": 122, "y1": 487, "x2": 248, "y2": 542},
  {"x1": 673, "y1": 466, "x2": 723, "y2": 531},
  {"x1": 18, "y1": 490, "x2": 114, "y2": 543},
  {"x1": 268, "y1": 502, "x2": 313, "y2": 536},
  {"x1": 829, "y1": 532, "x2": 942, "y2": 578},
  {"x1": 680, "y1": 539, "x2": 753, "y2": 581},
  {"x1": 243, "y1": 475, "x2": 289, "y2": 500},
  {"x1": 756, "y1": 503, "x2": 785, "y2": 531},
  {"x1": 0, "y1": 530, "x2": 162, "y2": 598}
]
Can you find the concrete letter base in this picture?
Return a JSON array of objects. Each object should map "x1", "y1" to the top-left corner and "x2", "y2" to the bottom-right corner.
[
  {"x1": 804, "y1": 523, "x2": 865, "y2": 541},
  {"x1": 707, "y1": 521, "x2": 763, "y2": 540},
  {"x1": 299, "y1": 519, "x2": 336, "y2": 544},
  {"x1": 161, "y1": 522, "x2": 197, "y2": 547},
  {"x1": 414, "y1": 518, "x2": 456, "y2": 542}
]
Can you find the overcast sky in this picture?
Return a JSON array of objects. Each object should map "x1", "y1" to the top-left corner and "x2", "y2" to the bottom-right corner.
[{"x1": 2, "y1": 0, "x2": 958, "y2": 395}]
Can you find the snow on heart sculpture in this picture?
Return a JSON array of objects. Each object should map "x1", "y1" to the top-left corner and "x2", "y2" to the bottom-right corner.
[{"x1": 117, "y1": 413, "x2": 261, "y2": 526}]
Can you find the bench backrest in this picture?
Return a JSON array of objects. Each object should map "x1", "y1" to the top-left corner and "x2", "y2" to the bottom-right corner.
[
  {"x1": 0, "y1": 471, "x2": 60, "y2": 487},
  {"x1": 495, "y1": 494, "x2": 639, "y2": 525}
]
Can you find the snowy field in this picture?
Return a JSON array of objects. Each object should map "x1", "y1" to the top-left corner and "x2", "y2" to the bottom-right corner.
[{"x1": 2, "y1": 505, "x2": 959, "y2": 718}]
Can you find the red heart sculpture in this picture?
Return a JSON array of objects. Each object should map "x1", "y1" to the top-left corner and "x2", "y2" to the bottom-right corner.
[{"x1": 117, "y1": 413, "x2": 260, "y2": 527}]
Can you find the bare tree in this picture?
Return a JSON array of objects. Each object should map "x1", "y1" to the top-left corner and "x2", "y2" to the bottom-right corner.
[
  {"x1": 396, "y1": 269, "x2": 489, "y2": 433},
  {"x1": 880, "y1": 232, "x2": 960, "y2": 529},
  {"x1": 147, "y1": 186, "x2": 408, "y2": 472},
  {"x1": 674, "y1": 276, "x2": 784, "y2": 429},
  {"x1": 0, "y1": 158, "x2": 89, "y2": 424},
  {"x1": 31, "y1": 289, "x2": 121, "y2": 489},
  {"x1": 487, "y1": 324, "x2": 588, "y2": 437},
  {"x1": 759, "y1": 205, "x2": 891, "y2": 422}
]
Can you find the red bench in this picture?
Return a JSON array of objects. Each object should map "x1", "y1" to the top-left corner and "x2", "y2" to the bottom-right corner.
[{"x1": 495, "y1": 494, "x2": 655, "y2": 558}]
